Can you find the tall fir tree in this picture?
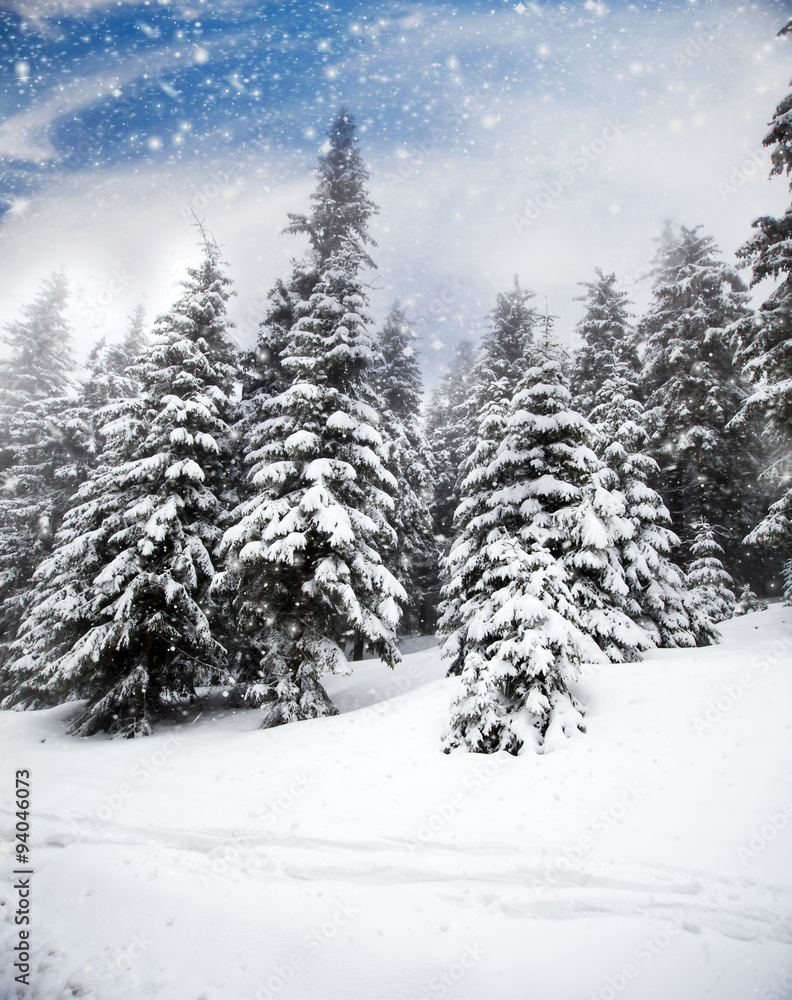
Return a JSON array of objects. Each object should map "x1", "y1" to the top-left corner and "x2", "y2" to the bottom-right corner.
[
  {"x1": 638, "y1": 224, "x2": 762, "y2": 582},
  {"x1": 440, "y1": 330, "x2": 606, "y2": 754},
  {"x1": 238, "y1": 104, "x2": 379, "y2": 486},
  {"x1": 571, "y1": 269, "x2": 640, "y2": 415},
  {"x1": 0, "y1": 271, "x2": 84, "y2": 676},
  {"x1": 730, "y1": 38, "x2": 792, "y2": 602},
  {"x1": 1, "y1": 233, "x2": 240, "y2": 736},
  {"x1": 216, "y1": 110, "x2": 405, "y2": 726},
  {"x1": 372, "y1": 302, "x2": 438, "y2": 634},
  {"x1": 284, "y1": 105, "x2": 378, "y2": 269}
]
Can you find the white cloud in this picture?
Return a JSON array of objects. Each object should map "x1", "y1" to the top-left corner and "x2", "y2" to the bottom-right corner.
[
  {"x1": 0, "y1": 45, "x2": 194, "y2": 162},
  {"x1": 0, "y1": 154, "x2": 310, "y2": 359}
]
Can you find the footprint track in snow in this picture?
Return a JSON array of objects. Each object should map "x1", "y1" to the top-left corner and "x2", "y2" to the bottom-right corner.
[{"x1": 8, "y1": 810, "x2": 792, "y2": 944}]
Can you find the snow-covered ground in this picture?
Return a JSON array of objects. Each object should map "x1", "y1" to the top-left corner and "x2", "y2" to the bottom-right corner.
[{"x1": 1, "y1": 605, "x2": 791, "y2": 1000}]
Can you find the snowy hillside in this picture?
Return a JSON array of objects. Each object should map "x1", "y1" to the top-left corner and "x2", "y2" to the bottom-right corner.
[{"x1": 1, "y1": 604, "x2": 791, "y2": 1000}]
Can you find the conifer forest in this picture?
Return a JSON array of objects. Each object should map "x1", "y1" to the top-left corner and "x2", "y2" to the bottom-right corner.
[
  {"x1": 2, "y1": 93, "x2": 790, "y2": 747},
  {"x1": 1, "y1": 3, "x2": 791, "y2": 999}
]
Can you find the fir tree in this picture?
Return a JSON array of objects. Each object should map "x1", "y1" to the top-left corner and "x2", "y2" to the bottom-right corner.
[
  {"x1": 428, "y1": 279, "x2": 538, "y2": 558},
  {"x1": 78, "y1": 306, "x2": 149, "y2": 461},
  {"x1": 440, "y1": 331, "x2": 606, "y2": 755},
  {"x1": 285, "y1": 106, "x2": 378, "y2": 269},
  {"x1": 239, "y1": 107, "x2": 376, "y2": 463},
  {"x1": 217, "y1": 240, "x2": 405, "y2": 722},
  {"x1": 638, "y1": 224, "x2": 760, "y2": 579},
  {"x1": 732, "y1": 583, "x2": 768, "y2": 616},
  {"x1": 730, "y1": 54, "x2": 792, "y2": 602},
  {"x1": 446, "y1": 278, "x2": 540, "y2": 548},
  {"x1": 571, "y1": 268, "x2": 639, "y2": 415},
  {"x1": 587, "y1": 369, "x2": 696, "y2": 648},
  {"x1": 0, "y1": 271, "x2": 83, "y2": 675},
  {"x1": 562, "y1": 469, "x2": 654, "y2": 663},
  {"x1": 106, "y1": 304, "x2": 148, "y2": 374},
  {"x1": 685, "y1": 520, "x2": 736, "y2": 626},
  {"x1": 783, "y1": 559, "x2": 792, "y2": 605},
  {"x1": 426, "y1": 338, "x2": 477, "y2": 549},
  {"x1": 547, "y1": 312, "x2": 653, "y2": 664},
  {"x1": 465, "y1": 279, "x2": 539, "y2": 508},
  {"x1": 437, "y1": 285, "x2": 541, "y2": 672},
  {"x1": 475, "y1": 276, "x2": 539, "y2": 391},
  {"x1": 217, "y1": 110, "x2": 405, "y2": 725},
  {"x1": 1, "y1": 233, "x2": 240, "y2": 736},
  {"x1": 372, "y1": 302, "x2": 438, "y2": 634}
]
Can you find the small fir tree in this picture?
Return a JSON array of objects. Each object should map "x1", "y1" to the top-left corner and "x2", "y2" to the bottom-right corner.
[
  {"x1": 686, "y1": 520, "x2": 736, "y2": 627},
  {"x1": 732, "y1": 584, "x2": 768, "y2": 616}
]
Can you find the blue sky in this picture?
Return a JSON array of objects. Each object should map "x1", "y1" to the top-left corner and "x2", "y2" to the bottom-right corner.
[{"x1": 0, "y1": 0, "x2": 790, "y2": 385}]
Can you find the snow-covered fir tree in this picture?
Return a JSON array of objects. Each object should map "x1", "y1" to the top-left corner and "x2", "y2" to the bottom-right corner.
[
  {"x1": 227, "y1": 275, "x2": 312, "y2": 693},
  {"x1": 428, "y1": 279, "x2": 538, "y2": 558},
  {"x1": 462, "y1": 277, "x2": 539, "y2": 505},
  {"x1": 685, "y1": 520, "x2": 736, "y2": 626},
  {"x1": 474, "y1": 276, "x2": 539, "y2": 391},
  {"x1": 437, "y1": 284, "x2": 541, "y2": 670},
  {"x1": 217, "y1": 240, "x2": 405, "y2": 722},
  {"x1": 440, "y1": 329, "x2": 606, "y2": 755},
  {"x1": 0, "y1": 271, "x2": 84, "y2": 677},
  {"x1": 371, "y1": 302, "x2": 438, "y2": 634},
  {"x1": 638, "y1": 224, "x2": 762, "y2": 580},
  {"x1": 1, "y1": 233, "x2": 240, "y2": 736},
  {"x1": 78, "y1": 305, "x2": 149, "y2": 461},
  {"x1": 571, "y1": 268, "x2": 640, "y2": 416},
  {"x1": 106, "y1": 304, "x2": 148, "y2": 373},
  {"x1": 225, "y1": 111, "x2": 375, "y2": 693},
  {"x1": 239, "y1": 104, "x2": 377, "y2": 452},
  {"x1": 587, "y1": 368, "x2": 696, "y2": 648},
  {"x1": 216, "y1": 110, "x2": 405, "y2": 726},
  {"x1": 426, "y1": 338, "x2": 477, "y2": 549},
  {"x1": 562, "y1": 467, "x2": 654, "y2": 663},
  {"x1": 545, "y1": 313, "x2": 654, "y2": 664},
  {"x1": 284, "y1": 105, "x2": 378, "y2": 269},
  {"x1": 730, "y1": 55, "x2": 792, "y2": 602},
  {"x1": 732, "y1": 583, "x2": 768, "y2": 617}
]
